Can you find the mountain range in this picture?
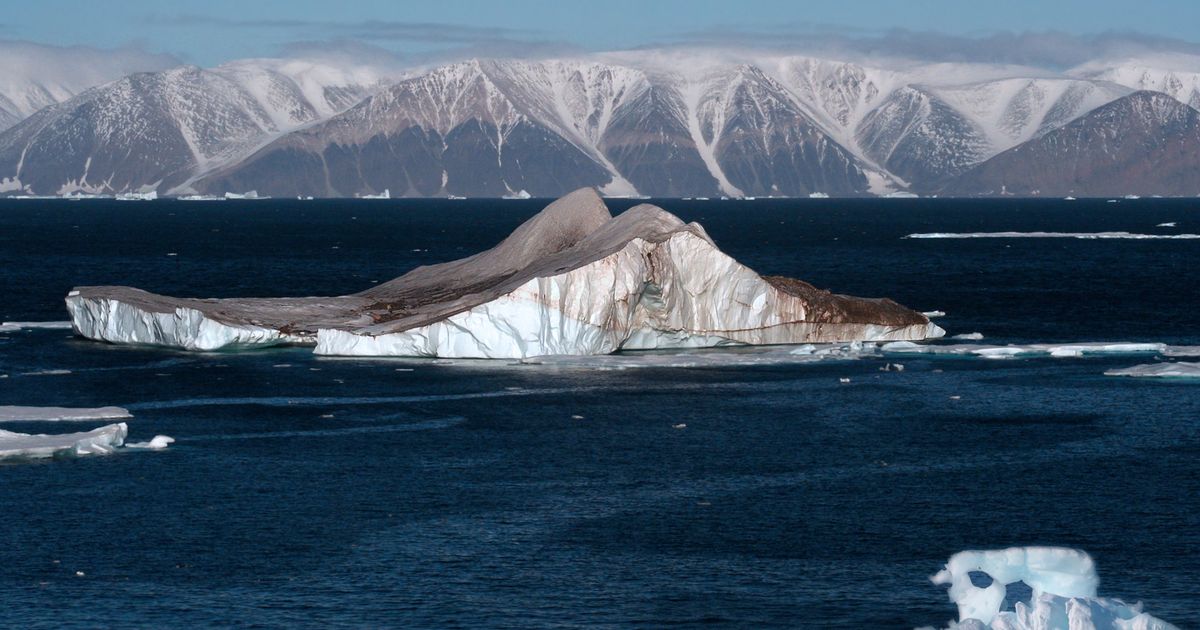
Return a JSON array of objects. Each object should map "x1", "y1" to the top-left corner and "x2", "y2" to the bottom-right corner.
[{"x1": 3, "y1": 45, "x2": 1200, "y2": 198}]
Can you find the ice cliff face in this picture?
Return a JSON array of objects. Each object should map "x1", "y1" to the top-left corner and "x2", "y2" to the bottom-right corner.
[{"x1": 65, "y1": 188, "x2": 942, "y2": 358}]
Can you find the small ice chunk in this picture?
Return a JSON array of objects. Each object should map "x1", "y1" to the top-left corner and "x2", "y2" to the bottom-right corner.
[
  {"x1": 1156, "y1": 222, "x2": 1177, "y2": 227},
  {"x1": 672, "y1": 423, "x2": 687, "y2": 429},
  {"x1": 0, "y1": 406, "x2": 132, "y2": 422},
  {"x1": 21, "y1": 369, "x2": 73, "y2": 376},
  {"x1": 126, "y1": 435, "x2": 174, "y2": 449},
  {"x1": 952, "y1": 332, "x2": 985, "y2": 340},
  {"x1": 0, "y1": 423, "x2": 127, "y2": 459},
  {"x1": 1106, "y1": 362, "x2": 1200, "y2": 378},
  {"x1": 930, "y1": 547, "x2": 1177, "y2": 629},
  {"x1": 923, "y1": 310, "x2": 947, "y2": 318}
]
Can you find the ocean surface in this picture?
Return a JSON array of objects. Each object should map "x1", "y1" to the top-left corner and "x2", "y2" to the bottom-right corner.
[{"x1": 0, "y1": 197, "x2": 1197, "y2": 628}]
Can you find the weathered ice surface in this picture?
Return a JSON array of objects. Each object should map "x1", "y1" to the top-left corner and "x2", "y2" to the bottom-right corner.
[
  {"x1": 0, "y1": 423, "x2": 128, "y2": 460},
  {"x1": 66, "y1": 188, "x2": 942, "y2": 358},
  {"x1": 931, "y1": 547, "x2": 1177, "y2": 629}
]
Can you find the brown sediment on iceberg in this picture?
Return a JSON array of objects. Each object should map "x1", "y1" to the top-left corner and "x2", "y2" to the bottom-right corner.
[{"x1": 66, "y1": 188, "x2": 942, "y2": 357}]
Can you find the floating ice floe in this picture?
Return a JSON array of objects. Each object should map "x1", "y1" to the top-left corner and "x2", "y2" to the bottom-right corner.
[
  {"x1": 1105, "y1": 362, "x2": 1200, "y2": 378},
  {"x1": 126, "y1": 435, "x2": 175, "y2": 449},
  {"x1": 0, "y1": 406, "x2": 132, "y2": 422},
  {"x1": 930, "y1": 546, "x2": 1176, "y2": 629},
  {"x1": 65, "y1": 188, "x2": 942, "y2": 358},
  {"x1": 1156, "y1": 222, "x2": 1177, "y2": 227},
  {"x1": 0, "y1": 423, "x2": 127, "y2": 459},
  {"x1": 923, "y1": 310, "x2": 947, "y2": 318},
  {"x1": 880, "y1": 341, "x2": 1186, "y2": 359},
  {"x1": 904, "y1": 231, "x2": 1200, "y2": 240},
  {"x1": 951, "y1": 332, "x2": 985, "y2": 340},
  {"x1": 1, "y1": 320, "x2": 73, "y2": 331}
]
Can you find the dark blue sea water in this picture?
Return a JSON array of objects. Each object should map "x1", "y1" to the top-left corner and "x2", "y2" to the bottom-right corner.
[{"x1": 0, "y1": 198, "x2": 1197, "y2": 628}]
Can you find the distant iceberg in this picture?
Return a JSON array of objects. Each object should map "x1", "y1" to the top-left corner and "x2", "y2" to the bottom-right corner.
[
  {"x1": 115, "y1": 191, "x2": 157, "y2": 201},
  {"x1": 930, "y1": 547, "x2": 1176, "y2": 629},
  {"x1": 64, "y1": 188, "x2": 943, "y2": 358},
  {"x1": 808, "y1": 192, "x2": 829, "y2": 199},
  {"x1": 0, "y1": 423, "x2": 127, "y2": 460}
]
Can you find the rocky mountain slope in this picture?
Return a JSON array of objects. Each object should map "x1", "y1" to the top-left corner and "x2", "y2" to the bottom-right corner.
[
  {"x1": 942, "y1": 91, "x2": 1200, "y2": 197},
  {"x1": 2, "y1": 49, "x2": 1199, "y2": 197}
]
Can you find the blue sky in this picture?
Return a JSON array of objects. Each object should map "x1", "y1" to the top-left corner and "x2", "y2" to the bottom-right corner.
[{"x1": 7, "y1": 0, "x2": 1200, "y2": 66}]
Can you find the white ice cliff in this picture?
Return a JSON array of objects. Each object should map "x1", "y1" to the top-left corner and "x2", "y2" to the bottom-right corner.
[
  {"x1": 931, "y1": 547, "x2": 1176, "y2": 629},
  {"x1": 65, "y1": 188, "x2": 943, "y2": 358}
]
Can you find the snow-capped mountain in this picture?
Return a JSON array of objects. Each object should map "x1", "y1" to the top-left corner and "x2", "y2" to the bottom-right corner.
[
  {"x1": 0, "y1": 41, "x2": 176, "y2": 131},
  {"x1": 0, "y1": 59, "x2": 392, "y2": 195},
  {"x1": 199, "y1": 58, "x2": 876, "y2": 198},
  {"x1": 943, "y1": 91, "x2": 1200, "y2": 196},
  {"x1": 1072, "y1": 55, "x2": 1200, "y2": 110},
  {"x1": 4, "y1": 46, "x2": 1200, "y2": 197}
]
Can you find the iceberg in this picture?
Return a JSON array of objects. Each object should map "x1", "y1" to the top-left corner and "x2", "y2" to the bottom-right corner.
[
  {"x1": 64, "y1": 188, "x2": 943, "y2": 358},
  {"x1": 0, "y1": 423, "x2": 127, "y2": 460},
  {"x1": 1105, "y1": 362, "x2": 1200, "y2": 378},
  {"x1": 0, "y1": 406, "x2": 132, "y2": 422},
  {"x1": 115, "y1": 191, "x2": 158, "y2": 201},
  {"x1": 931, "y1": 547, "x2": 1176, "y2": 629}
]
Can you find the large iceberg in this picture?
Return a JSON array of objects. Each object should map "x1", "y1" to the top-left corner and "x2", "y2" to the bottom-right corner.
[
  {"x1": 0, "y1": 423, "x2": 128, "y2": 460},
  {"x1": 931, "y1": 547, "x2": 1176, "y2": 629},
  {"x1": 65, "y1": 188, "x2": 943, "y2": 359}
]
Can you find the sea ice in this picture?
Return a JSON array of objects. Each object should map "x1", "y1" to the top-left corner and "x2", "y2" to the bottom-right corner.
[
  {"x1": 930, "y1": 547, "x2": 1176, "y2": 629},
  {"x1": 0, "y1": 320, "x2": 73, "y2": 331},
  {"x1": 905, "y1": 231, "x2": 1200, "y2": 240},
  {"x1": 0, "y1": 406, "x2": 132, "y2": 422},
  {"x1": 126, "y1": 435, "x2": 175, "y2": 449},
  {"x1": 0, "y1": 423, "x2": 127, "y2": 459},
  {"x1": 1105, "y1": 362, "x2": 1200, "y2": 378},
  {"x1": 881, "y1": 341, "x2": 1166, "y2": 359}
]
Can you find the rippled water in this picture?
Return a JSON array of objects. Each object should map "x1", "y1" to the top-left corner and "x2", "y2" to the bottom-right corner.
[{"x1": 0, "y1": 198, "x2": 1197, "y2": 627}]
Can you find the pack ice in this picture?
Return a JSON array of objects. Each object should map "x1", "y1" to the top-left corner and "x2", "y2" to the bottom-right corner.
[
  {"x1": 65, "y1": 188, "x2": 943, "y2": 358},
  {"x1": 931, "y1": 547, "x2": 1177, "y2": 629}
]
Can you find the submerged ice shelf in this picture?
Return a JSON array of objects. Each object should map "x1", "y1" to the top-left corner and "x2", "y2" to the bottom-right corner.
[
  {"x1": 931, "y1": 547, "x2": 1176, "y2": 629},
  {"x1": 65, "y1": 189, "x2": 943, "y2": 359}
]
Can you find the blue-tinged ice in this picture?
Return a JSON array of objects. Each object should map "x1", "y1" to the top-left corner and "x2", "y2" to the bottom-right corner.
[{"x1": 930, "y1": 547, "x2": 1176, "y2": 629}]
